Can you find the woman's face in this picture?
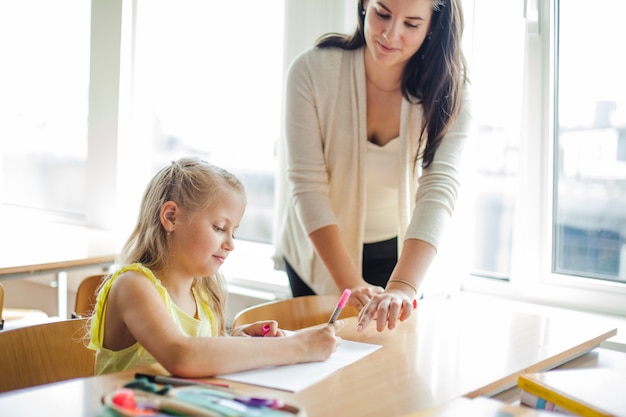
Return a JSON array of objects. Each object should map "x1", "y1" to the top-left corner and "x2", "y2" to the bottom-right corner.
[{"x1": 363, "y1": 0, "x2": 433, "y2": 70}]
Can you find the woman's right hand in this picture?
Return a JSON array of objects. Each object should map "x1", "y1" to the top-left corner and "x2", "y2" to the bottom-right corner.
[{"x1": 292, "y1": 321, "x2": 344, "y2": 362}]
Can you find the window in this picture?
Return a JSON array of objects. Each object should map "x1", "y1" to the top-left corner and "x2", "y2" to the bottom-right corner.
[
  {"x1": 0, "y1": 0, "x2": 90, "y2": 222},
  {"x1": 4, "y1": 0, "x2": 625, "y2": 315},
  {"x1": 124, "y1": 0, "x2": 356, "y2": 246},
  {"x1": 127, "y1": 0, "x2": 286, "y2": 244},
  {"x1": 119, "y1": 0, "x2": 357, "y2": 293},
  {"x1": 553, "y1": 0, "x2": 626, "y2": 282},
  {"x1": 463, "y1": 0, "x2": 626, "y2": 314},
  {"x1": 460, "y1": 0, "x2": 526, "y2": 279}
]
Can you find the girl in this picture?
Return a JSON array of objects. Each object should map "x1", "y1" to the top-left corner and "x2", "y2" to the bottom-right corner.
[{"x1": 89, "y1": 158, "x2": 342, "y2": 376}]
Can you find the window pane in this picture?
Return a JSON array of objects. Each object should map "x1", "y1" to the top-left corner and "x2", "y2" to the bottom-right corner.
[
  {"x1": 132, "y1": 0, "x2": 284, "y2": 243},
  {"x1": 0, "y1": 0, "x2": 90, "y2": 221},
  {"x1": 554, "y1": 0, "x2": 626, "y2": 282},
  {"x1": 465, "y1": 0, "x2": 525, "y2": 278}
]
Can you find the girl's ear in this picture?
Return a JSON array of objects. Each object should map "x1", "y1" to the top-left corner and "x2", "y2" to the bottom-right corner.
[{"x1": 160, "y1": 201, "x2": 178, "y2": 232}]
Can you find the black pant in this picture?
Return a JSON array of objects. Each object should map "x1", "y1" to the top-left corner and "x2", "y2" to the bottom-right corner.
[{"x1": 285, "y1": 237, "x2": 398, "y2": 297}]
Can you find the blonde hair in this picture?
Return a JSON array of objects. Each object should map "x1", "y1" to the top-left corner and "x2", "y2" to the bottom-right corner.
[{"x1": 120, "y1": 157, "x2": 246, "y2": 335}]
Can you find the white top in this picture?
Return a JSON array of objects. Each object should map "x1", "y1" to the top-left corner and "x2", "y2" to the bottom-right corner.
[{"x1": 364, "y1": 138, "x2": 400, "y2": 243}]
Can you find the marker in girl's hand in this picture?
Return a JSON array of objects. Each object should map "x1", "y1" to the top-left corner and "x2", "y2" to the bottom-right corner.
[
  {"x1": 328, "y1": 289, "x2": 351, "y2": 324},
  {"x1": 262, "y1": 324, "x2": 270, "y2": 336}
]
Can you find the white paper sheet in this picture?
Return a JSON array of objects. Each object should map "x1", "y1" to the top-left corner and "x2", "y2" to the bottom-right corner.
[{"x1": 218, "y1": 339, "x2": 382, "y2": 392}]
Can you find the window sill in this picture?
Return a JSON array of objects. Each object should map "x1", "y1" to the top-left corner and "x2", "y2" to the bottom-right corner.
[
  {"x1": 221, "y1": 240, "x2": 291, "y2": 300},
  {"x1": 460, "y1": 278, "x2": 626, "y2": 347}
]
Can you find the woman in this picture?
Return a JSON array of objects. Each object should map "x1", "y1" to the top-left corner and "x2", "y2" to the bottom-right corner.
[{"x1": 276, "y1": 0, "x2": 471, "y2": 332}]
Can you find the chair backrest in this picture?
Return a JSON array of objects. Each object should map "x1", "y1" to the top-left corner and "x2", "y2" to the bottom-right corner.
[
  {"x1": 0, "y1": 318, "x2": 95, "y2": 393},
  {"x1": 73, "y1": 274, "x2": 106, "y2": 318},
  {"x1": 231, "y1": 295, "x2": 359, "y2": 331}
]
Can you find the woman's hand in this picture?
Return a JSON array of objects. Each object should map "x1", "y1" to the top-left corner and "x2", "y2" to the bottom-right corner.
[
  {"x1": 356, "y1": 289, "x2": 415, "y2": 332},
  {"x1": 231, "y1": 320, "x2": 285, "y2": 337},
  {"x1": 347, "y1": 284, "x2": 384, "y2": 310}
]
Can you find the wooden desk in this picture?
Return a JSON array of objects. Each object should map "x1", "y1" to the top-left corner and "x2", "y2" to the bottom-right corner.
[
  {"x1": 0, "y1": 221, "x2": 117, "y2": 318},
  {"x1": 0, "y1": 296, "x2": 617, "y2": 416}
]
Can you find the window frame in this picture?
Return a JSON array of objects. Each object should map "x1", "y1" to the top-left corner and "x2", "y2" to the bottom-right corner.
[{"x1": 462, "y1": 0, "x2": 626, "y2": 316}]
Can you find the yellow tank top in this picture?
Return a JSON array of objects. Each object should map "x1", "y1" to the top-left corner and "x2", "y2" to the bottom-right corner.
[{"x1": 88, "y1": 263, "x2": 218, "y2": 375}]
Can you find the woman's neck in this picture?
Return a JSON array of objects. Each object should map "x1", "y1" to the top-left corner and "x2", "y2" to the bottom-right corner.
[{"x1": 364, "y1": 49, "x2": 403, "y2": 93}]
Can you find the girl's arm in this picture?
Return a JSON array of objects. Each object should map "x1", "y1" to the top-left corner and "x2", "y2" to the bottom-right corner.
[{"x1": 105, "y1": 272, "x2": 343, "y2": 377}]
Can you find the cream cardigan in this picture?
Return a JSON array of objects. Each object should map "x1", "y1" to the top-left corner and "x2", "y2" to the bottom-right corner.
[{"x1": 274, "y1": 46, "x2": 472, "y2": 295}]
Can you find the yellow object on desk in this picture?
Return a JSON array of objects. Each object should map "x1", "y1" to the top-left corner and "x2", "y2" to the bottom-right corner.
[{"x1": 518, "y1": 368, "x2": 626, "y2": 417}]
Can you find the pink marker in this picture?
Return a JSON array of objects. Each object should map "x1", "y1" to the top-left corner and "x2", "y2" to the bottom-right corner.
[
  {"x1": 328, "y1": 288, "x2": 351, "y2": 324},
  {"x1": 262, "y1": 324, "x2": 270, "y2": 336}
]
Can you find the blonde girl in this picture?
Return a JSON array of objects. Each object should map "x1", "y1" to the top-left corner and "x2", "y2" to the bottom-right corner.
[{"x1": 89, "y1": 158, "x2": 342, "y2": 376}]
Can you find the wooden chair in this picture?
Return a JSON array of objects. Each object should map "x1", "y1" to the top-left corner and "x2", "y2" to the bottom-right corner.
[
  {"x1": 0, "y1": 318, "x2": 95, "y2": 392},
  {"x1": 72, "y1": 274, "x2": 106, "y2": 318},
  {"x1": 231, "y1": 294, "x2": 359, "y2": 331}
]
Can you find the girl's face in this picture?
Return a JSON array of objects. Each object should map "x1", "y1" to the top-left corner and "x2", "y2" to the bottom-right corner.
[
  {"x1": 363, "y1": 0, "x2": 433, "y2": 70},
  {"x1": 169, "y1": 189, "x2": 246, "y2": 278}
]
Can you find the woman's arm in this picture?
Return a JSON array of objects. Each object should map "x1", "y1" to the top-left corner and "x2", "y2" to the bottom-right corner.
[
  {"x1": 356, "y1": 238, "x2": 435, "y2": 332},
  {"x1": 357, "y1": 92, "x2": 473, "y2": 332},
  {"x1": 310, "y1": 225, "x2": 383, "y2": 307},
  {"x1": 283, "y1": 51, "x2": 380, "y2": 304}
]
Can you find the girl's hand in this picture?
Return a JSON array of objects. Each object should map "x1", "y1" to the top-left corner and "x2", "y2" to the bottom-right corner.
[
  {"x1": 356, "y1": 290, "x2": 415, "y2": 332},
  {"x1": 347, "y1": 284, "x2": 384, "y2": 310},
  {"x1": 231, "y1": 321, "x2": 285, "y2": 337},
  {"x1": 291, "y1": 321, "x2": 344, "y2": 362}
]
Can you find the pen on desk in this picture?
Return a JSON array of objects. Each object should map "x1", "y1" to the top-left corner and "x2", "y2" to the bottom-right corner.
[
  {"x1": 328, "y1": 288, "x2": 351, "y2": 324},
  {"x1": 135, "y1": 373, "x2": 231, "y2": 389}
]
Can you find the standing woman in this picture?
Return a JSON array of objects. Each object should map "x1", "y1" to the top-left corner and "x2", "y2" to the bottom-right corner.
[{"x1": 276, "y1": 0, "x2": 471, "y2": 331}]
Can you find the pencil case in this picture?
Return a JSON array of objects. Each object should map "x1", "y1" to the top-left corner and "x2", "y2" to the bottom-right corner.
[{"x1": 100, "y1": 381, "x2": 307, "y2": 417}]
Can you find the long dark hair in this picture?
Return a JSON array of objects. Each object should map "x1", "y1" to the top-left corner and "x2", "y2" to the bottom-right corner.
[{"x1": 316, "y1": 0, "x2": 467, "y2": 168}]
